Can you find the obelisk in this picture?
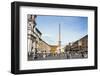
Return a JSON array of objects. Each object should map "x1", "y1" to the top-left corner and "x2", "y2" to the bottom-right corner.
[{"x1": 58, "y1": 24, "x2": 61, "y2": 53}]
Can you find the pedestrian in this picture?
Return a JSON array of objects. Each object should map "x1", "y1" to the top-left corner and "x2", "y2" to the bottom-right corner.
[{"x1": 43, "y1": 51, "x2": 46, "y2": 59}]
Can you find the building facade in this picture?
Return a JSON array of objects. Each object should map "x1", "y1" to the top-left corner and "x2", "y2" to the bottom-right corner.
[
  {"x1": 27, "y1": 15, "x2": 43, "y2": 58},
  {"x1": 38, "y1": 39, "x2": 51, "y2": 54},
  {"x1": 27, "y1": 15, "x2": 51, "y2": 59},
  {"x1": 50, "y1": 45, "x2": 58, "y2": 55},
  {"x1": 27, "y1": 15, "x2": 36, "y2": 56},
  {"x1": 65, "y1": 35, "x2": 88, "y2": 53}
]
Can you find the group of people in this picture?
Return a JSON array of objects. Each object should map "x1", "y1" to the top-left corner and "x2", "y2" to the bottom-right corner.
[
  {"x1": 66, "y1": 51, "x2": 88, "y2": 59},
  {"x1": 28, "y1": 50, "x2": 49, "y2": 60},
  {"x1": 28, "y1": 49, "x2": 88, "y2": 60}
]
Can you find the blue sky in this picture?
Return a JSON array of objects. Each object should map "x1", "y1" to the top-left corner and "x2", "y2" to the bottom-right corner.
[{"x1": 36, "y1": 15, "x2": 88, "y2": 46}]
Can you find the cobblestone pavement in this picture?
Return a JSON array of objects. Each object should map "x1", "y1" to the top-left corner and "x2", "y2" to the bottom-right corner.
[{"x1": 28, "y1": 53, "x2": 87, "y2": 61}]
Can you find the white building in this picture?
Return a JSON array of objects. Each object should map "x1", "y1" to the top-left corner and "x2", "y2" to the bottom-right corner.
[{"x1": 27, "y1": 15, "x2": 51, "y2": 59}]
